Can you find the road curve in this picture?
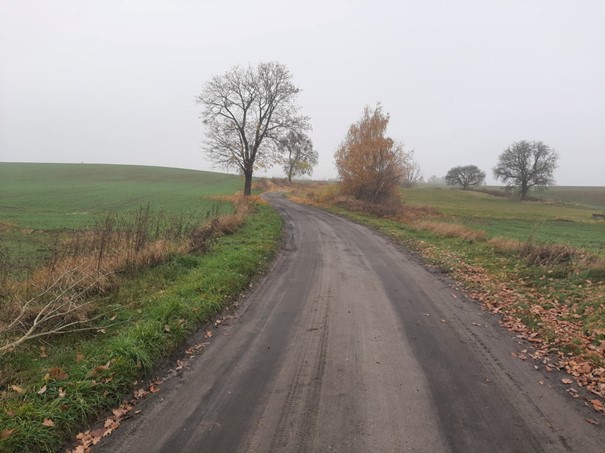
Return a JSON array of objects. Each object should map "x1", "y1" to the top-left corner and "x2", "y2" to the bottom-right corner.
[{"x1": 96, "y1": 193, "x2": 604, "y2": 452}]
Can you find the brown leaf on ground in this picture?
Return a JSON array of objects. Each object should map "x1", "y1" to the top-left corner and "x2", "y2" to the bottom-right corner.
[
  {"x1": 76, "y1": 352, "x2": 85, "y2": 363},
  {"x1": 42, "y1": 418, "x2": 55, "y2": 427},
  {"x1": 104, "y1": 417, "x2": 120, "y2": 430},
  {"x1": 1, "y1": 429, "x2": 15, "y2": 440},
  {"x1": 49, "y1": 367, "x2": 69, "y2": 380},
  {"x1": 58, "y1": 387, "x2": 67, "y2": 398},
  {"x1": 133, "y1": 388, "x2": 148, "y2": 399},
  {"x1": 590, "y1": 399, "x2": 605, "y2": 413},
  {"x1": 585, "y1": 418, "x2": 601, "y2": 426},
  {"x1": 10, "y1": 385, "x2": 25, "y2": 394},
  {"x1": 561, "y1": 378, "x2": 573, "y2": 385},
  {"x1": 37, "y1": 385, "x2": 47, "y2": 395}
]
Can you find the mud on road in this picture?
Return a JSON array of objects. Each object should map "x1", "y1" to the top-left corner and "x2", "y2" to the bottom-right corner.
[{"x1": 97, "y1": 193, "x2": 604, "y2": 452}]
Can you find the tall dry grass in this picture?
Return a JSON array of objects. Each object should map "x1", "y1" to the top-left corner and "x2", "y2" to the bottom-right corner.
[
  {"x1": 414, "y1": 221, "x2": 486, "y2": 243},
  {"x1": 0, "y1": 196, "x2": 254, "y2": 354}
]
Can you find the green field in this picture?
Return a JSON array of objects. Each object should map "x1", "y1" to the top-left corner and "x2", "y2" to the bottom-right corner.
[
  {"x1": 0, "y1": 163, "x2": 242, "y2": 229},
  {"x1": 401, "y1": 187, "x2": 605, "y2": 255},
  {"x1": 0, "y1": 163, "x2": 243, "y2": 266}
]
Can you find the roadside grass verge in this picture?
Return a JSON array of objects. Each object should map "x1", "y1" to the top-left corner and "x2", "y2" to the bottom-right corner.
[
  {"x1": 290, "y1": 185, "x2": 605, "y2": 412},
  {"x1": 0, "y1": 204, "x2": 283, "y2": 452}
]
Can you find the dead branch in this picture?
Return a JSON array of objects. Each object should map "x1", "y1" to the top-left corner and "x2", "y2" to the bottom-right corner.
[{"x1": 0, "y1": 269, "x2": 114, "y2": 356}]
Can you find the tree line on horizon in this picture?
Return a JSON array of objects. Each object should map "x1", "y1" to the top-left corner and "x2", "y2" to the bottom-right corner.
[{"x1": 196, "y1": 61, "x2": 559, "y2": 201}]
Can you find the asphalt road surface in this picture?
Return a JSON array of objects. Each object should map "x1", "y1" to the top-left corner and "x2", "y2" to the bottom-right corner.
[{"x1": 96, "y1": 193, "x2": 605, "y2": 452}]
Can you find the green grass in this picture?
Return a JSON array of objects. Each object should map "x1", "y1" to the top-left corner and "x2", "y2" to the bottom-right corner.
[
  {"x1": 0, "y1": 204, "x2": 283, "y2": 453},
  {"x1": 401, "y1": 187, "x2": 605, "y2": 255},
  {"x1": 540, "y1": 186, "x2": 605, "y2": 210},
  {"x1": 0, "y1": 163, "x2": 243, "y2": 267},
  {"x1": 0, "y1": 163, "x2": 242, "y2": 230}
]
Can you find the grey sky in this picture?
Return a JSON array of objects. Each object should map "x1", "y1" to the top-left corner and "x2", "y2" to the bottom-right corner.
[{"x1": 1, "y1": 0, "x2": 604, "y2": 185}]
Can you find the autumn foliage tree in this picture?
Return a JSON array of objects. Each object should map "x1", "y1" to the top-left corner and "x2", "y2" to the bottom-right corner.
[
  {"x1": 493, "y1": 140, "x2": 558, "y2": 200},
  {"x1": 278, "y1": 130, "x2": 318, "y2": 183},
  {"x1": 196, "y1": 62, "x2": 309, "y2": 195},
  {"x1": 335, "y1": 105, "x2": 411, "y2": 204}
]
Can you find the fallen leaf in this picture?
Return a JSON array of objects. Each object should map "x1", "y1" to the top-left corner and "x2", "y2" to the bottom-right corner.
[
  {"x1": 37, "y1": 385, "x2": 47, "y2": 395},
  {"x1": 585, "y1": 418, "x2": 601, "y2": 426},
  {"x1": 133, "y1": 388, "x2": 148, "y2": 399},
  {"x1": 561, "y1": 378, "x2": 573, "y2": 385},
  {"x1": 58, "y1": 387, "x2": 67, "y2": 398},
  {"x1": 104, "y1": 418, "x2": 120, "y2": 430},
  {"x1": 42, "y1": 418, "x2": 55, "y2": 427},
  {"x1": 164, "y1": 324, "x2": 171, "y2": 332},
  {"x1": 49, "y1": 367, "x2": 69, "y2": 380},
  {"x1": 149, "y1": 385, "x2": 160, "y2": 393},
  {"x1": 590, "y1": 399, "x2": 605, "y2": 413},
  {"x1": 76, "y1": 352, "x2": 85, "y2": 363},
  {"x1": 112, "y1": 407, "x2": 129, "y2": 418},
  {"x1": 10, "y1": 385, "x2": 25, "y2": 394},
  {"x1": 1, "y1": 429, "x2": 15, "y2": 440}
]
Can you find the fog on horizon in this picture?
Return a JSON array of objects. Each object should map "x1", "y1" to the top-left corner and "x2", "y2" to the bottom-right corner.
[{"x1": 1, "y1": 0, "x2": 604, "y2": 186}]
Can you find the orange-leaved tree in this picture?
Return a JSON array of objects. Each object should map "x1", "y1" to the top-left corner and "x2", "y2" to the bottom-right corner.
[{"x1": 334, "y1": 105, "x2": 411, "y2": 203}]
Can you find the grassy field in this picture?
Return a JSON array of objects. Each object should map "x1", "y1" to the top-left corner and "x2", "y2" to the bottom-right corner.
[
  {"x1": 0, "y1": 163, "x2": 242, "y2": 229},
  {"x1": 0, "y1": 163, "x2": 243, "y2": 269},
  {"x1": 402, "y1": 187, "x2": 605, "y2": 256},
  {"x1": 540, "y1": 186, "x2": 605, "y2": 210},
  {"x1": 0, "y1": 163, "x2": 283, "y2": 452}
]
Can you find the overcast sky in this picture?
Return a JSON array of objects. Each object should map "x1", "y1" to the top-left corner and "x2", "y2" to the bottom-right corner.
[{"x1": 1, "y1": 0, "x2": 604, "y2": 185}]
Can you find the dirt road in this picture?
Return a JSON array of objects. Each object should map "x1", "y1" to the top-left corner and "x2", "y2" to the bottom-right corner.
[{"x1": 97, "y1": 193, "x2": 604, "y2": 452}]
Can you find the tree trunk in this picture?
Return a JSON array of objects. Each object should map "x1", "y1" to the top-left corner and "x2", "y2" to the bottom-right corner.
[
  {"x1": 287, "y1": 167, "x2": 293, "y2": 184},
  {"x1": 520, "y1": 182, "x2": 528, "y2": 200},
  {"x1": 244, "y1": 170, "x2": 253, "y2": 196}
]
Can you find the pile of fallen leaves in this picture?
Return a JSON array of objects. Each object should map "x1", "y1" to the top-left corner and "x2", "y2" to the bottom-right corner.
[{"x1": 425, "y1": 245, "x2": 605, "y2": 416}]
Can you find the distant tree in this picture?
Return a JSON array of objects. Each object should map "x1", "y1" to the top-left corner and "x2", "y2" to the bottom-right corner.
[
  {"x1": 278, "y1": 131, "x2": 318, "y2": 183},
  {"x1": 445, "y1": 165, "x2": 486, "y2": 189},
  {"x1": 493, "y1": 140, "x2": 558, "y2": 200},
  {"x1": 196, "y1": 62, "x2": 310, "y2": 195},
  {"x1": 401, "y1": 159, "x2": 423, "y2": 188},
  {"x1": 427, "y1": 175, "x2": 446, "y2": 185},
  {"x1": 334, "y1": 104, "x2": 412, "y2": 203}
]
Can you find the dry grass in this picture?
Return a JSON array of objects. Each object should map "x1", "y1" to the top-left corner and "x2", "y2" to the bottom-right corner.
[
  {"x1": 414, "y1": 221, "x2": 486, "y2": 243},
  {"x1": 488, "y1": 236, "x2": 523, "y2": 253},
  {"x1": 0, "y1": 195, "x2": 255, "y2": 354}
]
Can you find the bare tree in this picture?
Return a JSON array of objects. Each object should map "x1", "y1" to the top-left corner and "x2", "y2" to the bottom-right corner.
[
  {"x1": 278, "y1": 130, "x2": 318, "y2": 183},
  {"x1": 196, "y1": 62, "x2": 310, "y2": 195},
  {"x1": 445, "y1": 165, "x2": 486, "y2": 189},
  {"x1": 401, "y1": 159, "x2": 423, "y2": 188},
  {"x1": 335, "y1": 105, "x2": 411, "y2": 203},
  {"x1": 493, "y1": 140, "x2": 558, "y2": 200}
]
